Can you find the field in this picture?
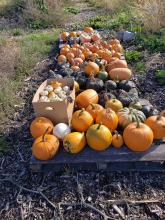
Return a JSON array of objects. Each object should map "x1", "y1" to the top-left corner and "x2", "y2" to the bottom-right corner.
[{"x1": 0, "y1": 0, "x2": 165, "y2": 219}]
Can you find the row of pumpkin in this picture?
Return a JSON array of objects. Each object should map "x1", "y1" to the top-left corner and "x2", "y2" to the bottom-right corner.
[{"x1": 30, "y1": 27, "x2": 165, "y2": 160}]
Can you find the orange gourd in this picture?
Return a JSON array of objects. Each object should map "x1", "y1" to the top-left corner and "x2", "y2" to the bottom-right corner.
[
  {"x1": 76, "y1": 89, "x2": 99, "y2": 108},
  {"x1": 106, "y1": 60, "x2": 127, "y2": 72},
  {"x1": 86, "y1": 103, "x2": 104, "y2": 120},
  {"x1": 71, "y1": 109, "x2": 94, "y2": 132},
  {"x1": 84, "y1": 61, "x2": 99, "y2": 76},
  {"x1": 30, "y1": 117, "x2": 54, "y2": 139},
  {"x1": 123, "y1": 120, "x2": 153, "y2": 152},
  {"x1": 112, "y1": 131, "x2": 124, "y2": 148},
  {"x1": 145, "y1": 111, "x2": 165, "y2": 139},
  {"x1": 84, "y1": 27, "x2": 94, "y2": 33},
  {"x1": 63, "y1": 132, "x2": 86, "y2": 153},
  {"x1": 86, "y1": 124, "x2": 112, "y2": 151},
  {"x1": 109, "y1": 68, "x2": 132, "y2": 80},
  {"x1": 32, "y1": 133, "x2": 59, "y2": 160},
  {"x1": 96, "y1": 108, "x2": 118, "y2": 132}
]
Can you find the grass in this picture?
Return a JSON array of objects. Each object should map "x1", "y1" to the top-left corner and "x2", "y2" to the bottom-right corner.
[
  {"x1": 0, "y1": 29, "x2": 60, "y2": 124},
  {"x1": 64, "y1": 6, "x2": 80, "y2": 14},
  {"x1": 156, "y1": 70, "x2": 165, "y2": 84},
  {"x1": 125, "y1": 50, "x2": 141, "y2": 63}
]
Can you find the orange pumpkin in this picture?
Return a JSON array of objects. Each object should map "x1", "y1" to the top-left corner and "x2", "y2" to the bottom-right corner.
[
  {"x1": 113, "y1": 52, "x2": 121, "y2": 59},
  {"x1": 112, "y1": 43, "x2": 123, "y2": 53},
  {"x1": 109, "y1": 39, "x2": 120, "y2": 45},
  {"x1": 77, "y1": 30, "x2": 82, "y2": 36},
  {"x1": 145, "y1": 111, "x2": 165, "y2": 139},
  {"x1": 96, "y1": 108, "x2": 118, "y2": 132},
  {"x1": 73, "y1": 57, "x2": 83, "y2": 66},
  {"x1": 105, "y1": 98, "x2": 123, "y2": 112},
  {"x1": 66, "y1": 52, "x2": 75, "y2": 62},
  {"x1": 62, "y1": 44, "x2": 70, "y2": 49},
  {"x1": 71, "y1": 109, "x2": 94, "y2": 132},
  {"x1": 84, "y1": 27, "x2": 94, "y2": 33},
  {"x1": 76, "y1": 89, "x2": 99, "y2": 108},
  {"x1": 86, "y1": 124, "x2": 112, "y2": 151},
  {"x1": 61, "y1": 32, "x2": 69, "y2": 41},
  {"x1": 63, "y1": 132, "x2": 86, "y2": 154},
  {"x1": 57, "y1": 55, "x2": 67, "y2": 63},
  {"x1": 78, "y1": 53, "x2": 85, "y2": 60},
  {"x1": 106, "y1": 60, "x2": 127, "y2": 72},
  {"x1": 60, "y1": 48, "x2": 70, "y2": 56},
  {"x1": 123, "y1": 121, "x2": 153, "y2": 152},
  {"x1": 72, "y1": 43, "x2": 80, "y2": 49},
  {"x1": 112, "y1": 131, "x2": 124, "y2": 148},
  {"x1": 109, "y1": 68, "x2": 132, "y2": 80},
  {"x1": 86, "y1": 103, "x2": 104, "y2": 120},
  {"x1": 84, "y1": 50, "x2": 93, "y2": 59},
  {"x1": 30, "y1": 117, "x2": 54, "y2": 139},
  {"x1": 84, "y1": 61, "x2": 99, "y2": 76},
  {"x1": 69, "y1": 31, "x2": 77, "y2": 37},
  {"x1": 80, "y1": 34, "x2": 91, "y2": 43},
  {"x1": 101, "y1": 50, "x2": 112, "y2": 63},
  {"x1": 32, "y1": 133, "x2": 59, "y2": 160},
  {"x1": 71, "y1": 65, "x2": 80, "y2": 71},
  {"x1": 91, "y1": 33, "x2": 101, "y2": 42}
]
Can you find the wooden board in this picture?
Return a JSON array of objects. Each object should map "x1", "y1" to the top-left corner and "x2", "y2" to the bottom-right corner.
[{"x1": 30, "y1": 140, "x2": 165, "y2": 172}]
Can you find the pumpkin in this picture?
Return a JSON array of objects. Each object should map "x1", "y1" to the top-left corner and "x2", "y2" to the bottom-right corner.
[
  {"x1": 86, "y1": 124, "x2": 112, "y2": 151},
  {"x1": 99, "y1": 92, "x2": 116, "y2": 106},
  {"x1": 66, "y1": 52, "x2": 75, "y2": 62},
  {"x1": 30, "y1": 117, "x2": 54, "y2": 139},
  {"x1": 141, "y1": 105, "x2": 159, "y2": 117},
  {"x1": 105, "y1": 98, "x2": 123, "y2": 112},
  {"x1": 118, "y1": 89, "x2": 139, "y2": 106},
  {"x1": 123, "y1": 121, "x2": 153, "y2": 152},
  {"x1": 32, "y1": 133, "x2": 59, "y2": 160},
  {"x1": 118, "y1": 80, "x2": 136, "y2": 91},
  {"x1": 62, "y1": 44, "x2": 70, "y2": 49},
  {"x1": 91, "y1": 33, "x2": 101, "y2": 42},
  {"x1": 109, "y1": 68, "x2": 132, "y2": 80},
  {"x1": 76, "y1": 89, "x2": 99, "y2": 108},
  {"x1": 80, "y1": 34, "x2": 91, "y2": 43},
  {"x1": 109, "y1": 39, "x2": 120, "y2": 45},
  {"x1": 117, "y1": 107, "x2": 146, "y2": 128},
  {"x1": 96, "y1": 108, "x2": 118, "y2": 132},
  {"x1": 84, "y1": 50, "x2": 93, "y2": 59},
  {"x1": 86, "y1": 75, "x2": 104, "y2": 92},
  {"x1": 97, "y1": 70, "x2": 108, "y2": 81},
  {"x1": 61, "y1": 32, "x2": 69, "y2": 41},
  {"x1": 71, "y1": 65, "x2": 80, "y2": 72},
  {"x1": 57, "y1": 55, "x2": 67, "y2": 63},
  {"x1": 145, "y1": 111, "x2": 165, "y2": 139},
  {"x1": 113, "y1": 52, "x2": 121, "y2": 59},
  {"x1": 112, "y1": 43, "x2": 123, "y2": 53},
  {"x1": 86, "y1": 103, "x2": 104, "y2": 120},
  {"x1": 84, "y1": 61, "x2": 100, "y2": 76},
  {"x1": 53, "y1": 123, "x2": 71, "y2": 140},
  {"x1": 112, "y1": 131, "x2": 124, "y2": 148},
  {"x1": 106, "y1": 60, "x2": 127, "y2": 72},
  {"x1": 129, "y1": 101, "x2": 142, "y2": 110},
  {"x1": 71, "y1": 109, "x2": 94, "y2": 132},
  {"x1": 105, "y1": 80, "x2": 117, "y2": 91},
  {"x1": 63, "y1": 132, "x2": 86, "y2": 153},
  {"x1": 84, "y1": 27, "x2": 94, "y2": 33},
  {"x1": 73, "y1": 57, "x2": 83, "y2": 66},
  {"x1": 69, "y1": 31, "x2": 77, "y2": 37},
  {"x1": 60, "y1": 48, "x2": 70, "y2": 56},
  {"x1": 105, "y1": 57, "x2": 118, "y2": 65}
]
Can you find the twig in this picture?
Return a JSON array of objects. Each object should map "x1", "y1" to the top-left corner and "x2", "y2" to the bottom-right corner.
[
  {"x1": 59, "y1": 202, "x2": 114, "y2": 220},
  {"x1": 106, "y1": 199, "x2": 161, "y2": 205},
  {"x1": 112, "y1": 204, "x2": 125, "y2": 220}
]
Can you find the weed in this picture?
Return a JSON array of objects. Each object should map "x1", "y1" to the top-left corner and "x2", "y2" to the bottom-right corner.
[
  {"x1": 134, "y1": 62, "x2": 146, "y2": 74},
  {"x1": 125, "y1": 50, "x2": 141, "y2": 63},
  {"x1": 12, "y1": 28, "x2": 22, "y2": 36},
  {"x1": 156, "y1": 70, "x2": 165, "y2": 84},
  {"x1": 64, "y1": 6, "x2": 80, "y2": 15}
]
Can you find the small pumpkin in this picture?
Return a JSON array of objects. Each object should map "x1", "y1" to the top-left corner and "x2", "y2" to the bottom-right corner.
[
  {"x1": 74, "y1": 81, "x2": 79, "y2": 93},
  {"x1": 141, "y1": 105, "x2": 158, "y2": 117},
  {"x1": 30, "y1": 117, "x2": 54, "y2": 139},
  {"x1": 57, "y1": 55, "x2": 67, "y2": 63},
  {"x1": 84, "y1": 61, "x2": 100, "y2": 76},
  {"x1": 99, "y1": 91, "x2": 116, "y2": 106},
  {"x1": 96, "y1": 108, "x2": 118, "y2": 132},
  {"x1": 117, "y1": 107, "x2": 146, "y2": 128},
  {"x1": 106, "y1": 60, "x2": 127, "y2": 72},
  {"x1": 63, "y1": 132, "x2": 86, "y2": 153},
  {"x1": 123, "y1": 120, "x2": 153, "y2": 152},
  {"x1": 129, "y1": 101, "x2": 142, "y2": 110},
  {"x1": 91, "y1": 33, "x2": 101, "y2": 42},
  {"x1": 86, "y1": 124, "x2": 112, "y2": 151},
  {"x1": 32, "y1": 132, "x2": 59, "y2": 160},
  {"x1": 118, "y1": 80, "x2": 136, "y2": 91},
  {"x1": 84, "y1": 27, "x2": 94, "y2": 33},
  {"x1": 71, "y1": 109, "x2": 94, "y2": 132},
  {"x1": 109, "y1": 68, "x2": 132, "y2": 81},
  {"x1": 76, "y1": 72, "x2": 88, "y2": 89},
  {"x1": 53, "y1": 123, "x2": 71, "y2": 140},
  {"x1": 118, "y1": 89, "x2": 139, "y2": 106},
  {"x1": 145, "y1": 111, "x2": 165, "y2": 139},
  {"x1": 105, "y1": 98, "x2": 123, "y2": 112},
  {"x1": 104, "y1": 80, "x2": 117, "y2": 91},
  {"x1": 97, "y1": 70, "x2": 108, "y2": 81},
  {"x1": 112, "y1": 131, "x2": 124, "y2": 148},
  {"x1": 86, "y1": 103, "x2": 104, "y2": 120},
  {"x1": 86, "y1": 75, "x2": 104, "y2": 92},
  {"x1": 76, "y1": 89, "x2": 99, "y2": 108},
  {"x1": 61, "y1": 32, "x2": 69, "y2": 41},
  {"x1": 66, "y1": 52, "x2": 75, "y2": 62}
]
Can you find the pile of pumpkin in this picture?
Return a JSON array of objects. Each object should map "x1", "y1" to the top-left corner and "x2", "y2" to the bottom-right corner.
[{"x1": 30, "y1": 27, "x2": 165, "y2": 161}]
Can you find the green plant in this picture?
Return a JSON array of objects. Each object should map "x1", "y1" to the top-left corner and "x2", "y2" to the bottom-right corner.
[
  {"x1": 12, "y1": 28, "x2": 22, "y2": 36},
  {"x1": 125, "y1": 50, "x2": 141, "y2": 63},
  {"x1": 156, "y1": 70, "x2": 165, "y2": 84},
  {"x1": 135, "y1": 62, "x2": 146, "y2": 74},
  {"x1": 0, "y1": 137, "x2": 10, "y2": 154},
  {"x1": 64, "y1": 6, "x2": 80, "y2": 14}
]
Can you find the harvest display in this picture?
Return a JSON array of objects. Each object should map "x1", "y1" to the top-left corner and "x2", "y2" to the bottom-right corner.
[{"x1": 30, "y1": 27, "x2": 165, "y2": 161}]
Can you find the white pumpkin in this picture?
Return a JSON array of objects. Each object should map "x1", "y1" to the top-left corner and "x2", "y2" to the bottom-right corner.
[{"x1": 53, "y1": 123, "x2": 71, "y2": 140}]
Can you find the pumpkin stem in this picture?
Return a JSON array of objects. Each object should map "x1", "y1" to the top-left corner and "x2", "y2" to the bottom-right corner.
[
  {"x1": 114, "y1": 130, "x2": 119, "y2": 139},
  {"x1": 42, "y1": 127, "x2": 49, "y2": 142},
  {"x1": 104, "y1": 94, "x2": 109, "y2": 102},
  {"x1": 97, "y1": 123, "x2": 102, "y2": 130},
  {"x1": 90, "y1": 103, "x2": 95, "y2": 109},
  {"x1": 90, "y1": 74, "x2": 96, "y2": 82},
  {"x1": 79, "y1": 108, "x2": 85, "y2": 116},
  {"x1": 157, "y1": 110, "x2": 165, "y2": 120},
  {"x1": 134, "y1": 113, "x2": 140, "y2": 128}
]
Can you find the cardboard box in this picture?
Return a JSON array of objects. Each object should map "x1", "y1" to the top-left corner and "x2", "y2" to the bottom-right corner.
[{"x1": 32, "y1": 78, "x2": 75, "y2": 125}]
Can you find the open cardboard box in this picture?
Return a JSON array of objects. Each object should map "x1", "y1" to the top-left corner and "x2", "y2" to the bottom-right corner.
[{"x1": 32, "y1": 78, "x2": 75, "y2": 125}]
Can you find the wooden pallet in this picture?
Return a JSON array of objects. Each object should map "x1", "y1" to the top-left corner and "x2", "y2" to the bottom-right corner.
[{"x1": 30, "y1": 140, "x2": 165, "y2": 172}]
